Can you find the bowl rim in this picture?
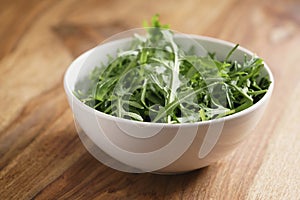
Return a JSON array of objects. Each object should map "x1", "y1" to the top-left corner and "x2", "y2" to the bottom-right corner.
[{"x1": 64, "y1": 34, "x2": 274, "y2": 127}]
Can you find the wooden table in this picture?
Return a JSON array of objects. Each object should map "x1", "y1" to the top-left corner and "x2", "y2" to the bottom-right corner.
[{"x1": 1, "y1": 0, "x2": 299, "y2": 199}]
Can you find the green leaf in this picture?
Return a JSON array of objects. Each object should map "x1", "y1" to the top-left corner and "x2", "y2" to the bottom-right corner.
[{"x1": 75, "y1": 15, "x2": 271, "y2": 123}]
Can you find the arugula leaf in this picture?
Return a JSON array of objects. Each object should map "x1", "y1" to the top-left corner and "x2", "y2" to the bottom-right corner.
[{"x1": 74, "y1": 15, "x2": 271, "y2": 123}]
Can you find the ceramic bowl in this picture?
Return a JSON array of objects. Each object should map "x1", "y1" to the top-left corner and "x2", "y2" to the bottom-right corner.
[{"x1": 64, "y1": 34, "x2": 274, "y2": 174}]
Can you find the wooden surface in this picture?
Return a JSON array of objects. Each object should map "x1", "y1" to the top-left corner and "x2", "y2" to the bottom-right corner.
[{"x1": 0, "y1": 0, "x2": 300, "y2": 199}]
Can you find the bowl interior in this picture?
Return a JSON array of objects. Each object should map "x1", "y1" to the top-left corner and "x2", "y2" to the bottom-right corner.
[{"x1": 64, "y1": 34, "x2": 274, "y2": 125}]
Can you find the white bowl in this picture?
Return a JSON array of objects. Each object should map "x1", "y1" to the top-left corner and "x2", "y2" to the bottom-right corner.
[{"x1": 64, "y1": 34, "x2": 274, "y2": 174}]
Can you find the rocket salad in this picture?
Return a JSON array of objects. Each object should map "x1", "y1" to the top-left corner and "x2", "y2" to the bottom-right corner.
[{"x1": 74, "y1": 15, "x2": 271, "y2": 123}]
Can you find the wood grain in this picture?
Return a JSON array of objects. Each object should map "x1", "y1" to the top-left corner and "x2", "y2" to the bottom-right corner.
[{"x1": 0, "y1": 0, "x2": 299, "y2": 199}]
